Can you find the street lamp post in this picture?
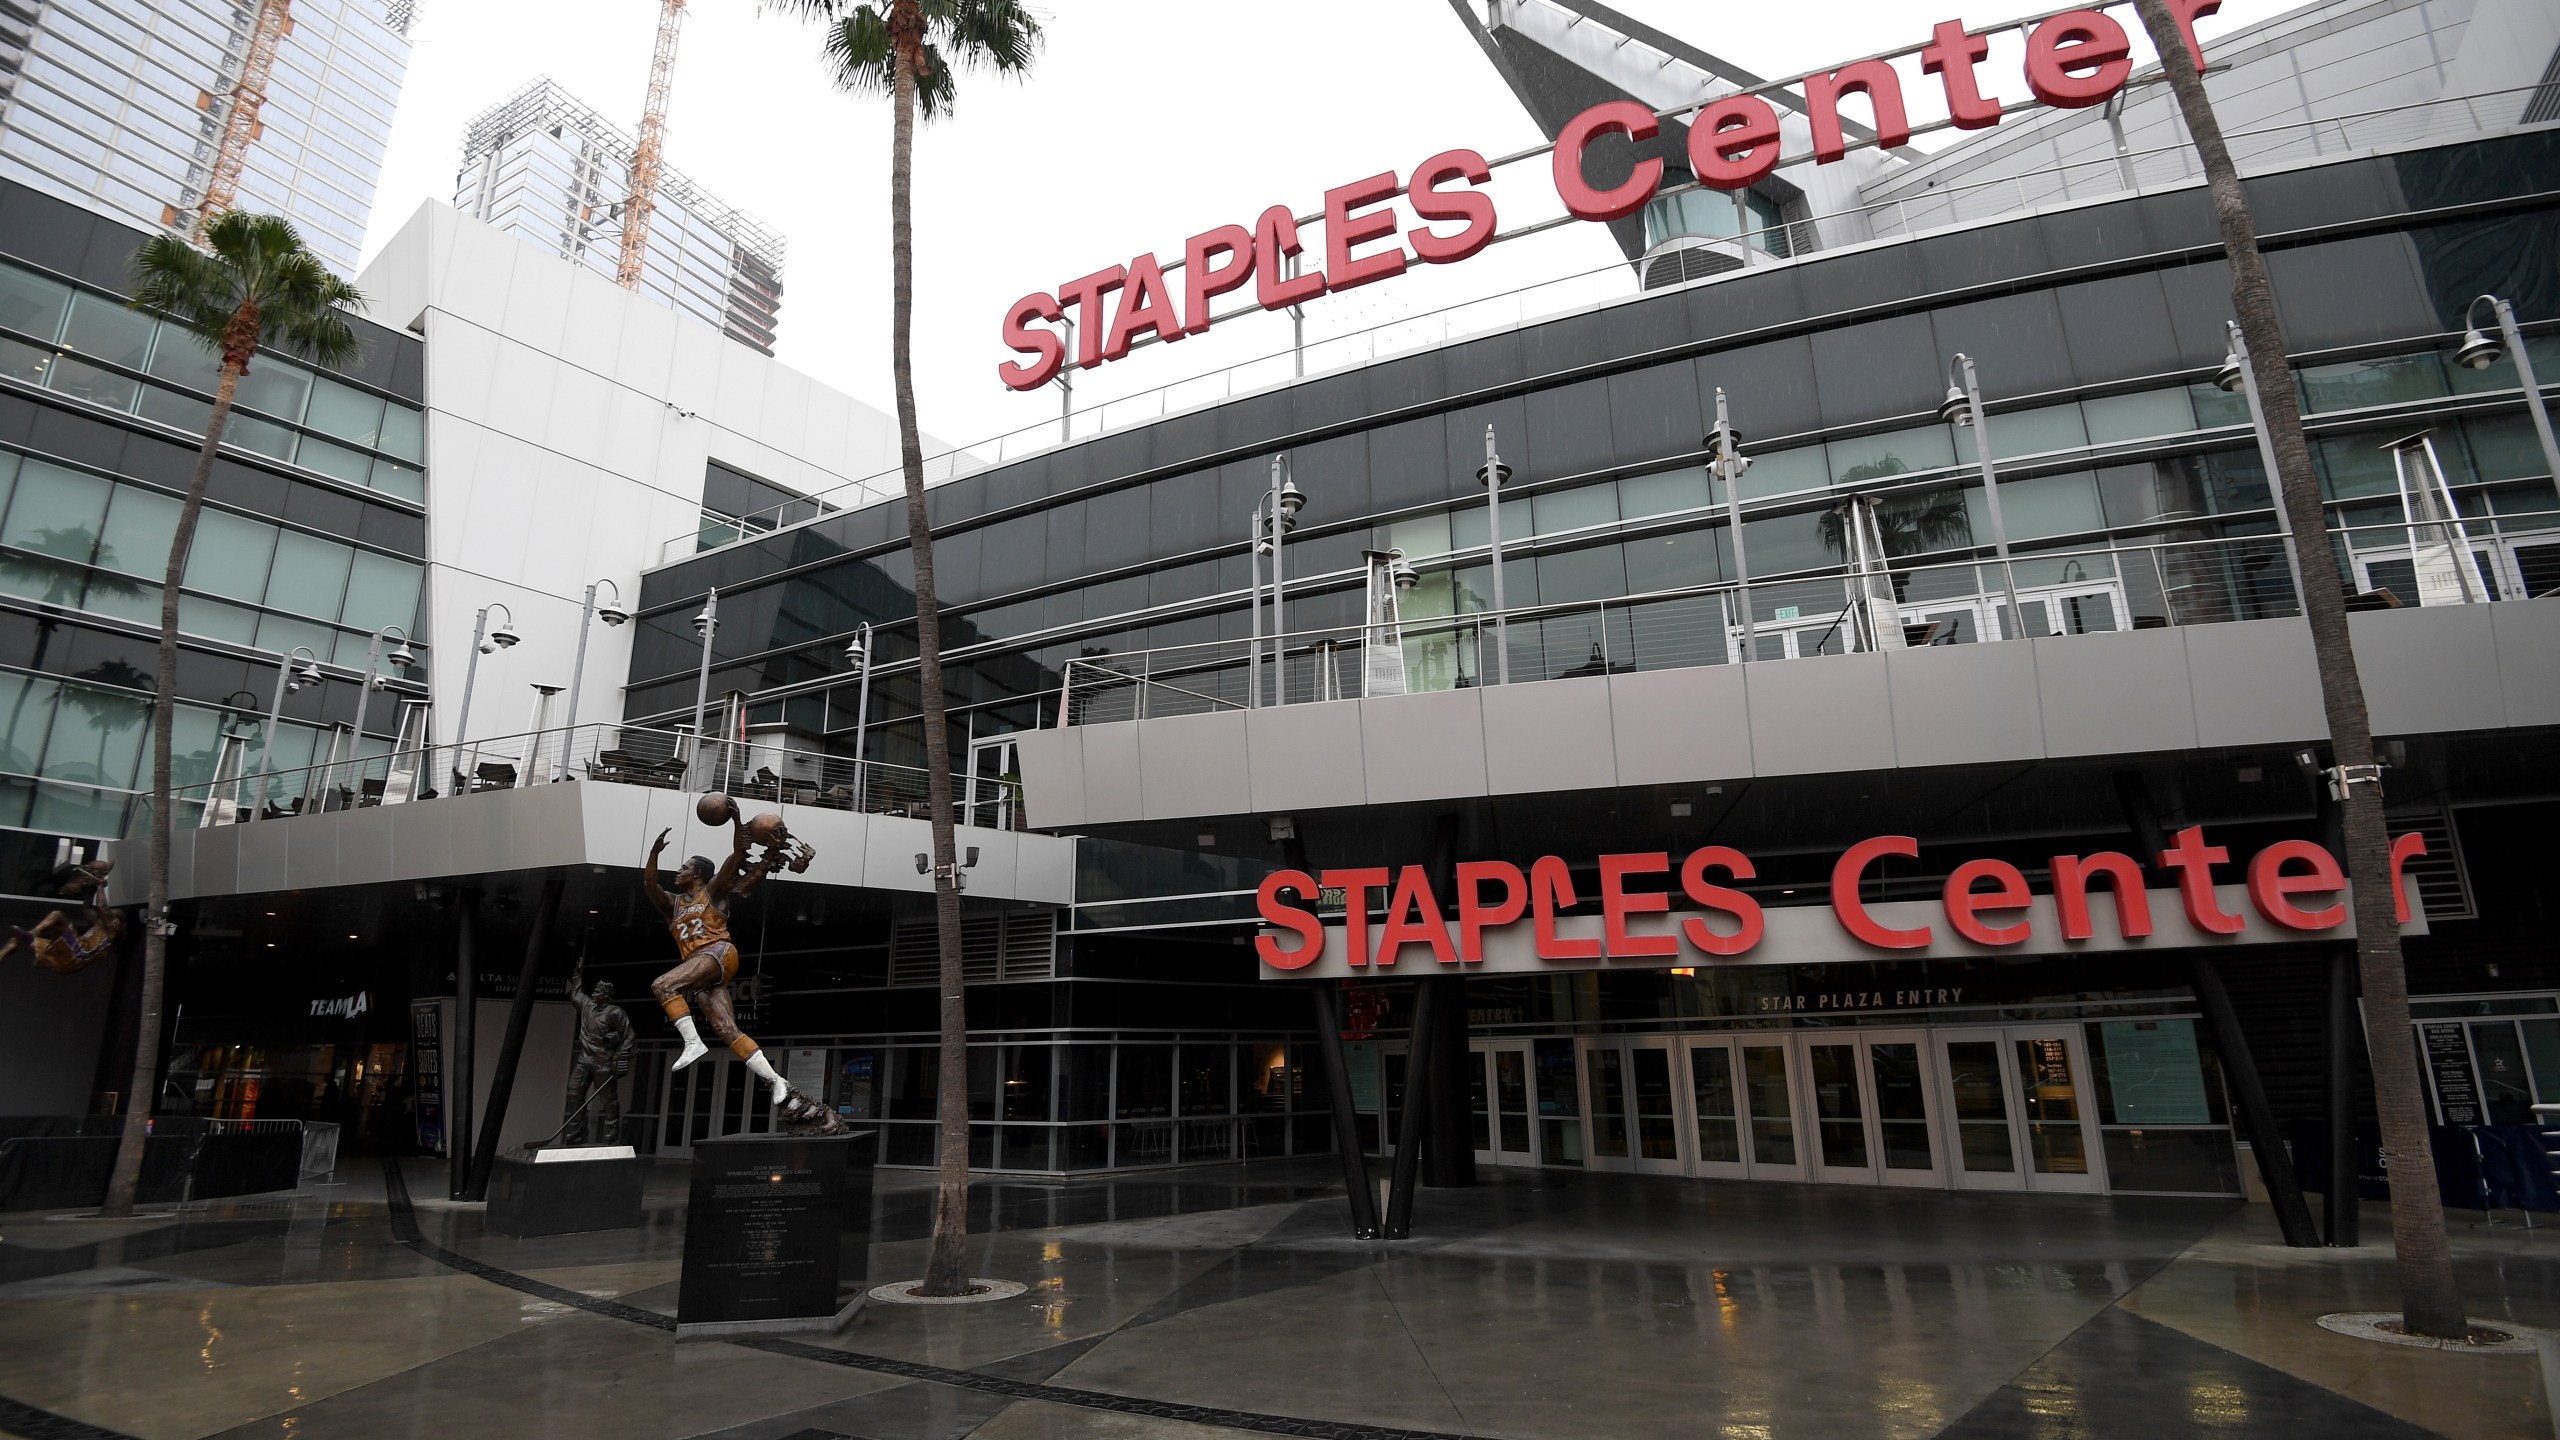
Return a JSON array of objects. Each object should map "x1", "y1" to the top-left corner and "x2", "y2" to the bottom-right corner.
[
  {"x1": 1247, "y1": 457, "x2": 1304, "y2": 707},
  {"x1": 1709, "y1": 389, "x2": 1758, "y2": 662},
  {"x1": 2454, "y1": 294, "x2": 2560, "y2": 492},
  {"x1": 252, "y1": 646, "x2": 323, "y2": 814},
  {"x1": 845, "y1": 623, "x2": 873, "y2": 810},
  {"x1": 689, "y1": 588, "x2": 719, "y2": 784},
  {"x1": 1938, "y1": 354, "x2": 2024, "y2": 633},
  {"x1": 343, "y1": 625, "x2": 415, "y2": 805},
  {"x1": 555, "y1": 578, "x2": 631, "y2": 779},
  {"x1": 1475, "y1": 426, "x2": 1513, "y2": 685},
  {"x1": 2215, "y1": 323, "x2": 2311, "y2": 603},
  {"x1": 448, "y1": 603, "x2": 518, "y2": 794}
]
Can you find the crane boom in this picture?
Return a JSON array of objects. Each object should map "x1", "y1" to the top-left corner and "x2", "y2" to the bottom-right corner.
[
  {"x1": 618, "y1": 0, "x2": 686, "y2": 291},
  {"x1": 195, "y1": 0, "x2": 293, "y2": 232}
]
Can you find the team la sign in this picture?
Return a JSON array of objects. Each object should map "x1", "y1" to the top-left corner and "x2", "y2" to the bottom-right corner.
[
  {"x1": 997, "y1": 1, "x2": 2225, "y2": 391},
  {"x1": 1254, "y1": 827, "x2": 2432, "y2": 980}
]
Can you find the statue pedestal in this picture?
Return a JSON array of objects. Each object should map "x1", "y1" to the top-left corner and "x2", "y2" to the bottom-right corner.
[
  {"x1": 675, "y1": 1131, "x2": 874, "y2": 1339},
  {"x1": 487, "y1": 1147, "x2": 645, "y2": 1237}
]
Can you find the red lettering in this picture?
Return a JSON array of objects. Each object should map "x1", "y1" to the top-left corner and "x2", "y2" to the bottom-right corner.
[
  {"x1": 2163, "y1": 0, "x2": 2221, "y2": 70},
  {"x1": 1055, "y1": 267, "x2": 1126, "y2": 368},
  {"x1": 1180, "y1": 224, "x2": 1255, "y2": 339},
  {"x1": 1322, "y1": 170, "x2": 1408, "y2": 293},
  {"x1": 2156, "y1": 826, "x2": 2245, "y2": 935},
  {"x1": 1320, "y1": 867, "x2": 1390, "y2": 966},
  {"x1": 2246, "y1": 839, "x2": 2346, "y2": 931},
  {"x1": 1375, "y1": 865, "x2": 1457, "y2": 966},
  {"x1": 1804, "y1": 59, "x2": 1911, "y2": 164},
  {"x1": 2051, "y1": 851, "x2": 2153, "y2": 940},
  {"x1": 996, "y1": 291, "x2": 1064, "y2": 392},
  {"x1": 1254, "y1": 205, "x2": 1326, "y2": 310},
  {"x1": 2390, "y1": 830, "x2": 2427, "y2": 924},
  {"x1": 1407, "y1": 149, "x2": 1496, "y2": 265},
  {"x1": 1455, "y1": 860, "x2": 1527, "y2": 962},
  {"x1": 1101, "y1": 254, "x2": 1182, "y2": 362},
  {"x1": 1679, "y1": 846, "x2": 1762, "y2": 957},
  {"x1": 1944, "y1": 859, "x2": 2033, "y2": 946},
  {"x1": 1688, "y1": 95, "x2": 1782, "y2": 190},
  {"x1": 1598, "y1": 853, "x2": 1679, "y2": 958},
  {"x1": 1552, "y1": 99, "x2": 1661, "y2": 223},
  {"x1": 1530, "y1": 855, "x2": 1602, "y2": 961},
  {"x1": 1254, "y1": 870, "x2": 1324, "y2": 970},
  {"x1": 1920, "y1": 19, "x2": 2003, "y2": 130},
  {"x1": 2023, "y1": 10, "x2": 2132, "y2": 109},
  {"x1": 1832, "y1": 836, "x2": 1931, "y2": 949}
]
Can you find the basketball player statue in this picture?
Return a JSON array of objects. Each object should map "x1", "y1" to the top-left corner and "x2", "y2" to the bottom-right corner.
[
  {"x1": 643, "y1": 796, "x2": 842, "y2": 1134},
  {"x1": 1, "y1": 858, "x2": 125, "y2": 975}
]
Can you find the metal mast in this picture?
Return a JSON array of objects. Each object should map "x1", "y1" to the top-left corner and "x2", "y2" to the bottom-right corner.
[
  {"x1": 193, "y1": 0, "x2": 294, "y2": 232},
  {"x1": 618, "y1": 0, "x2": 687, "y2": 291}
]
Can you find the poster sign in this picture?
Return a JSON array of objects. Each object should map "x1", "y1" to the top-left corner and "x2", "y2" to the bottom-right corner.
[
  {"x1": 2421, "y1": 1024, "x2": 2481, "y2": 1125},
  {"x1": 1343, "y1": 1042, "x2": 1381, "y2": 1114},
  {"x1": 410, "y1": 1000, "x2": 444, "y2": 1153},
  {"x1": 2098, "y1": 1020, "x2": 2209, "y2": 1124}
]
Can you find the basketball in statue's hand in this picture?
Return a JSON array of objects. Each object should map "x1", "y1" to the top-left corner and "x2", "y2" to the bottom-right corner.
[
  {"x1": 746, "y1": 813, "x2": 789, "y2": 846},
  {"x1": 696, "y1": 792, "x2": 739, "y2": 827}
]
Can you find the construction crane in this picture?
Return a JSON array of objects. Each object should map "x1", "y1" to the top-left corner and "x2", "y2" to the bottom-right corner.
[
  {"x1": 192, "y1": 0, "x2": 294, "y2": 234},
  {"x1": 617, "y1": 0, "x2": 687, "y2": 291}
]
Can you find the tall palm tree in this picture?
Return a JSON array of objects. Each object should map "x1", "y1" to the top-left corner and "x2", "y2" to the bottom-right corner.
[
  {"x1": 2131, "y1": 0, "x2": 2466, "y2": 1338},
  {"x1": 783, "y1": 0, "x2": 1042, "y2": 1297},
  {"x1": 101, "y1": 214, "x2": 361, "y2": 1218}
]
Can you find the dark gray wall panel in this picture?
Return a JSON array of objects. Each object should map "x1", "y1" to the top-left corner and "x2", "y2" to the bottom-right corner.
[
  {"x1": 1605, "y1": 359, "x2": 1704, "y2": 466},
  {"x1": 1368, "y1": 414, "x2": 1454, "y2": 510},
  {"x1": 2265, "y1": 234, "x2": 2437, "y2": 351},
  {"x1": 1699, "y1": 335, "x2": 1822, "y2": 441},
  {"x1": 1525, "y1": 376, "x2": 1614, "y2": 479},
  {"x1": 2055, "y1": 272, "x2": 2182, "y2": 383},
  {"x1": 2156, "y1": 258, "x2": 2240, "y2": 370},
  {"x1": 1145, "y1": 469, "x2": 1222, "y2": 557},
  {"x1": 1079, "y1": 484, "x2": 1152, "y2": 572},
  {"x1": 1810, "y1": 313, "x2": 1939, "y2": 429},
  {"x1": 1290, "y1": 431, "x2": 1371, "y2": 520},
  {"x1": 1685, "y1": 263, "x2": 1809, "y2": 344},
  {"x1": 1930, "y1": 292, "x2": 2074, "y2": 403}
]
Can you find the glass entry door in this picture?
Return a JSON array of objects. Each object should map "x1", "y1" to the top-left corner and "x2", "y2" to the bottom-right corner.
[
  {"x1": 1683, "y1": 1037, "x2": 1806, "y2": 1181},
  {"x1": 1935, "y1": 1027, "x2": 2106, "y2": 1193},
  {"x1": 1469, "y1": 1041, "x2": 1537, "y2": 1167},
  {"x1": 1582, "y1": 1040, "x2": 1685, "y2": 1175},
  {"x1": 1801, "y1": 1030, "x2": 1948, "y2": 1187}
]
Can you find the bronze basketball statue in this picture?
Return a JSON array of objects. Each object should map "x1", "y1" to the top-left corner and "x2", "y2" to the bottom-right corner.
[
  {"x1": 561, "y1": 966, "x2": 636, "y2": 1146},
  {"x1": 2, "y1": 859, "x2": 126, "y2": 975},
  {"x1": 643, "y1": 796, "x2": 840, "y2": 1135}
]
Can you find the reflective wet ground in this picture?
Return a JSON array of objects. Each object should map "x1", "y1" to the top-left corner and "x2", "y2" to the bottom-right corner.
[{"x1": 0, "y1": 1158, "x2": 2550, "y2": 1439}]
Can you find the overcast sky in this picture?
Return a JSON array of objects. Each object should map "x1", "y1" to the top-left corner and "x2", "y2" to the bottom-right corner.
[{"x1": 359, "y1": 0, "x2": 2254, "y2": 465}]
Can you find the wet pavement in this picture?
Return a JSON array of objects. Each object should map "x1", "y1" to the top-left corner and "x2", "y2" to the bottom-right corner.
[{"x1": 0, "y1": 1157, "x2": 2550, "y2": 1439}]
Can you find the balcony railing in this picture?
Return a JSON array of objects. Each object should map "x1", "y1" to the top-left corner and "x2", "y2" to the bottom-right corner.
[
  {"x1": 137, "y1": 720, "x2": 1016, "y2": 836},
  {"x1": 1053, "y1": 521, "x2": 2555, "y2": 726}
]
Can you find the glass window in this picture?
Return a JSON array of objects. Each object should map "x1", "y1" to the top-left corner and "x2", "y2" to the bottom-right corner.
[
  {"x1": 59, "y1": 291, "x2": 153, "y2": 370},
  {"x1": 2188, "y1": 382, "x2": 2251, "y2": 429},
  {"x1": 2466, "y1": 414, "x2": 2550, "y2": 482},
  {"x1": 304, "y1": 377, "x2": 384, "y2": 449},
  {"x1": 2314, "y1": 431, "x2": 2407, "y2": 500},
  {"x1": 1380, "y1": 510, "x2": 1450, "y2": 559},
  {"x1": 1738, "y1": 445, "x2": 1828, "y2": 501},
  {"x1": 379, "y1": 403, "x2": 424, "y2": 463},
  {"x1": 168, "y1": 702, "x2": 227, "y2": 790},
  {"x1": 233, "y1": 361, "x2": 311, "y2": 423},
  {"x1": 224, "y1": 411, "x2": 298, "y2": 462},
  {"x1": 185, "y1": 509, "x2": 278, "y2": 601},
  {"x1": 1115, "y1": 1046, "x2": 1173, "y2": 1119},
  {"x1": 28, "y1": 784, "x2": 128, "y2": 839},
  {"x1": 1828, "y1": 426, "x2": 1953, "y2": 486},
  {"x1": 1959, "y1": 403, "x2": 2087, "y2": 463},
  {"x1": 265, "y1": 528, "x2": 353, "y2": 617},
  {"x1": 46, "y1": 355, "x2": 140, "y2": 411},
  {"x1": 2297, "y1": 354, "x2": 2447, "y2": 413},
  {"x1": 341, "y1": 551, "x2": 422, "y2": 634},
  {"x1": 259, "y1": 612, "x2": 336, "y2": 662},
  {"x1": 180, "y1": 595, "x2": 260, "y2": 644},
  {"x1": 1449, "y1": 496, "x2": 1531, "y2": 553},
  {"x1": 137, "y1": 385, "x2": 214, "y2": 435},
  {"x1": 1534, "y1": 482, "x2": 1618, "y2": 536},
  {"x1": 1994, "y1": 471, "x2": 2106, "y2": 541},
  {"x1": 0, "y1": 266, "x2": 72, "y2": 341},
  {"x1": 3, "y1": 459, "x2": 111, "y2": 554},
  {"x1": 1536, "y1": 543, "x2": 1628, "y2": 603},
  {"x1": 296, "y1": 437, "x2": 372, "y2": 486},
  {"x1": 0, "y1": 672, "x2": 61, "y2": 772},
  {"x1": 2082, "y1": 388, "x2": 2195, "y2": 445},
  {"x1": 145, "y1": 324, "x2": 222, "y2": 392},
  {"x1": 1620, "y1": 466, "x2": 1711, "y2": 520},
  {"x1": 44, "y1": 681, "x2": 149, "y2": 787},
  {"x1": 0, "y1": 336, "x2": 54, "y2": 387},
  {"x1": 98, "y1": 485, "x2": 180, "y2": 578},
  {"x1": 369, "y1": 459, "x2": 423, "y2": 503}
]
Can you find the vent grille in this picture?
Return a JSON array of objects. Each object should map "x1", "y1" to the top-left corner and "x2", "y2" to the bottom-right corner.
[
  {"x1": 891, "y1": 910, "x2": 1055, "y2": 986},
  {"x1": 2390, "y1": 808, "x2": 2474, "y2": 923}
]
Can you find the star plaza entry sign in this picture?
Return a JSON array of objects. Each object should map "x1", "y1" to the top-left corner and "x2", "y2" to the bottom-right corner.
[{"x1": 995, "y1": 0, "x2": 2226, "y2": 390}]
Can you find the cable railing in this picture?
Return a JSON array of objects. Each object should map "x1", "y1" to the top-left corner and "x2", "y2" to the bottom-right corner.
[
  {"x1": 656, "y1": 86, "x2": 2550, "y2": 566},
  {"x1": 138, "y1": 719, "x2": 1018, "y2": 837},
  {"x1": 1054, "y1": 518, "x2": 2555, "y2": 726}
]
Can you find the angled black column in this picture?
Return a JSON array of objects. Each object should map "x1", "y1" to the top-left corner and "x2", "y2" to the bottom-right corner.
[
  {"x1": 1384, "y1": 979, "x2": 1441, "y2": 1239},
  {"x1": 1309, "y1": 980, "x2": 1379, "y2": 1238},
  {"x1": 466, "y1": 870, "x2": 566, "y2": 1201},
  {"x1": 2191, "y1": 956, "x2": 2320, "y2": 1247},
  {"x1": 448, "y1": 895, "x2": 477, "y2": 1201},
  {"x1": 1420, "y1": 815, "x2": 1475, "y2": 1188}
]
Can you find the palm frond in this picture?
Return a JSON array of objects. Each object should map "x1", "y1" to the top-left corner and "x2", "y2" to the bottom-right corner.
[
  {"x1": 823, "y1": 9, "x2": 898, "y2": 98},
  {"x1": 127, "y1": 233, "x2": 240, "y2": 348}
]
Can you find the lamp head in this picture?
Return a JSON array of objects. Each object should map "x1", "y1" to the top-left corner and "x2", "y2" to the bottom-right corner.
[
  {"x1": 386, "y1": 644, "x2": 417, "y2": 670},
  {"x1": 596, "y1": 603, "x2": 631, "y2": 627},
  {"x1": 844, "y1": 633, "x2": 868, "y2": 668},
  {"x1": 1276, "y1": 478, "x2": 1305, "y2": 518},
  {"x1": 2213, "y1": 350, "x2": 2245, "y2": 394},
  {"x1": 289, "y1": 660, "x2": 322, "y2": 691},
  {"x1": 692, "y1": 606, "x2": 715, "y2": 637},
  {"x1": 1474, "y1": 456, "x2": 1513, "y2": 488},
  {"x1": 1937, "y1": 385, "x2": 1973, "y2": 426},
  {"x1": 1389, "y1": 551, "x2": 1419, "y2": 592},
  {"x1": 488, "y1": 622, "x2": 521, "y2": 650},
  {"x1": 2453, "y1": 326, "x2": 2503, "y2": 371}
]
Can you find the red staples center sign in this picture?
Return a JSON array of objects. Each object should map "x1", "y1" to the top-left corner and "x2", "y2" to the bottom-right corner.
[
  {"x1": 1254, "y1": 827, "x2": 2433, "y2": 980},
  {"x1": 996, "y1": 1, "x2": 2224, "y2": 391}
]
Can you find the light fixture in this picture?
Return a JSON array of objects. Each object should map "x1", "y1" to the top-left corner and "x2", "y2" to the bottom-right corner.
[
  {"x1": 289, "y1": 660, "x2": 322, "y2": 690},
  {"x1": 1475, "y1": 451, "x2": 1513, "y2": 488},
  {"x1": 596, "y1": 603, "x2": 631, "y2": 627},
  {"x1": 692, "y1": 605, "x2": 715, "y2": 637},
  {"x1": 2453, "y1": 324, "x2": 2503, "y2": 371},
  {"x1": 386, "y1": 643, "x2": 417, "y2": 670},
  {"x1": 1389, "y1": 550, "x2": 1419, "y2": 591},
  {"x1": 2213, "y1": 349, "x2": 2245, "y2": 393},
  {"x1": 1276, "y1": 477, "x2": 1305, "y2": 519},
  {"x1": 844, "y1": 633, "x2": 868, "y2": 668},
  {"x1": 1937, "y1": 383, "x2": 1973, "y2": 426},
  {"x1": 486, "y1": 621, "x2": 521, "y2": 651}
]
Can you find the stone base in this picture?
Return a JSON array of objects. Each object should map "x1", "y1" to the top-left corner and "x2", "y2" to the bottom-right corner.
[
  {"x1": 675, "y1": 1131, "x2": 874, "y2": 1335},
  {"x1": 486, "y1": 1150, "x2": 645, "y2": 1237},
  {"x1": 676, "y1": 1292, "x2": 864, "y2": 1340}
]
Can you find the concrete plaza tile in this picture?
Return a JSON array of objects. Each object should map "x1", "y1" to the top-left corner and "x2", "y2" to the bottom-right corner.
[{"x1": 966, "y1": 1397, "x2": 1268, "y2": 1439}]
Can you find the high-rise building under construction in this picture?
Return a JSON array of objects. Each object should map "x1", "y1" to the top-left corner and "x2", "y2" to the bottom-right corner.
[
  {"x1": 456, "y1": 78, "x2": 783, "y2": 354},
  {"x1": 0, "y1": 0, "x2": 411, "y2": 275}
]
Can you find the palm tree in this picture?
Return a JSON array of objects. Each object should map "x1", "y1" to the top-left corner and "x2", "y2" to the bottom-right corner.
[
  {"x1": 784, "y1": 0, "x2": 1042, "y2": 1297},
  {"x1": 2131, "y1": 0, "x2": 2466, "y2": 1338},
  {"x1": 101, "y1": 213, "x2": 361, "y2": 1218}
]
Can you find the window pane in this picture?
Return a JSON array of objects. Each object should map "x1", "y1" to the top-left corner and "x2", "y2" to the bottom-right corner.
[
  {"x1": 169, "y1": 703, "x2": 225, "y2": 790},
  {"x1": 44, "y1": 682, "x2": 149, "y2": 787},
  {"x1": 1995, "y1": 471, "x2": 2105, "y2": 541},
  {"x1": 27, "y1": 784, "x2": 128, "y2": 839},
  {"x1": 369, "y1": 459, "x2": 423, "y2": 503},
  {"x1": 0, "y1": 266, "x2": 72, "y2": 341},
  {"x1": 0, "y1": 673, "x2": 60, "y2": 771},
  {"x1": 341, "y1": 551, "x2": 422, "y2": 633},
  {"x1": 2297, "y1": 354, "x2": 2447, "y2": 413},
  {"x1": 47, "y1": 355, "x2": 140, "y2": 411},
  {"x1": 379, "y1": 404, "x2": 424, "y2": 463},
  {"x1": 0, "y1": 336, "x2": 54, "y2": 387},
  {"x1": 233, "y1": 361, "x2": 311, "y2": 423},
  {"x1": 265, "y1": 528, "x2": 353, "y2": 617},
  {"x1": 184, "y1": 509, "x2": 277, "y2": 601},
  {"x1": 297, "y1": 437, "x2": 372, "y2": 486},
  {"x1": 1534, "y1": 482, "x2": 1618, "y2": 536},
  {"x1": 1620, "y1": 466, "x2": 1710, "y2": 520},
  {"x1": 137, "y1": 384, "x2": 215, "y2": 435},
  {"x1": 1958, "y1": 403, "x2": 2087, "y2": 463},
  {"x1": 1739, "y1": 445, "x2": 1829, "y2": 500},
  {"x1": 60, "y1": 291, "x2": 153, "y2": 370},
  {"x1": 304, "y1": 377, "x2": 385, "y2": 449},
  {"x1": 180, "y1": 595, "x2": 260, "y2": 644},
  {"x1": 224, "y1": 411, "x2": 298, "y2": 461},
  {"x1": 1829, "y1": 426, "x2": 1953, "y2": 486},
  {"x1": 257, "y1": 612, "x2": 335, "y2": 662},
  {"x1": 145, "y1": 325, "x2": 222, "y2": 392},
  {"x1": 2082, "y1": 388, "x2": 2196, "y2": 445},
  {"x1": 3, "y1": 459, "x2": 111, "y2": 553}
]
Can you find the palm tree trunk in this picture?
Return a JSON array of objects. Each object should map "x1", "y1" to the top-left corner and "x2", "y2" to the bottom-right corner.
[
  {"x1": 885, "y1": 8, "x2": 972, "y2": 1299},
  {"x1": 2131, "y1": 0, "x2": 2466, "y2": 1339},
  {"x1": 102, "y1": 359, "x2": 242, "y2": 1217}
]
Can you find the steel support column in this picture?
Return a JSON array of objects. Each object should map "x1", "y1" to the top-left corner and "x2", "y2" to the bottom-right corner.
[
  {"x1": 2192, "y1": 956, "x2": 2321, "y2": 1247},
  {"x1": 447, "y1": 898, "x2": 477, "y2": 1201},
  {"x1": 1310, "y1": 980, "x2": 1379, "y2": 1238},
  {"x1": 465, "y1": 871, "x2": 566, "y2": 1201},
  {"x1": 1384, "y1": 978, "x2": 1442, "y2": 1239}
]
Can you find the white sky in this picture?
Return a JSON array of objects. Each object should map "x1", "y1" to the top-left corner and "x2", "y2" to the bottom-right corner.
[{"x1": 359, "y1": 0, "x2": 2257, "y2": 465}]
